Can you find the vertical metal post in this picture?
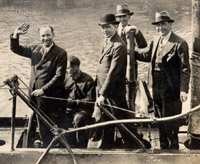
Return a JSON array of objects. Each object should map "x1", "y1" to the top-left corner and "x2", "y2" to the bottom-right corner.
[
  {"x1": 188, "y1": 0, "x2": 200, "y2": 139},
  {"x1": 11, "y1": 75, "x2": 18, "y2": 151},
  {"x1": 126, "y1": 30, "x2": 136, "y2": 117}
]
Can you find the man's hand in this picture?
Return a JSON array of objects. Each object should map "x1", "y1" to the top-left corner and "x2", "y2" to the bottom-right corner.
[
  {"x1": 13, "y1": 23, "x2": 30, "y2": 38},
  {"x1": 96, "y1": 95, "x2": 105, "y2": 107},
  {"x1": 91, "y1": 103, "x2": 102, "y2": 122},
  {"x1": 125, "y1": 25, "x2": 138, "y2": 35},
  {"x1": 31, "y1": 89, "x2": 44, "y2": 97},
  {"x1": 180, "y1": 91, "x2": 187, "y2": 102}
]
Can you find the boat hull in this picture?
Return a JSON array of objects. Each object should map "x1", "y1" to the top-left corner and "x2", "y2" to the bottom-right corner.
[{"x1": 0, "y1": 148, "x2": 199, "y2": 164}]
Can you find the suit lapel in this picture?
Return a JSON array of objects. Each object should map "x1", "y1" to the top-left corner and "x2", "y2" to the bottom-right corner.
[
  {"x1": 99, "y1": 36, "x2": 115, "y2": 63},
  {"x1": 151, "y1": 36, "x2": 160, "y2": 61},
  {"x1": 37, "y1": 44, "x2": 56, "y2": 67},
  {"x1": 161, "y1": 32, "x2": 176, "y2": 57}
]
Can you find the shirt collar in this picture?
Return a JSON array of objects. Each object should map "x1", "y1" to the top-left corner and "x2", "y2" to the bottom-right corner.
[
  {"x1": 118, "y1": 24, "x2": 127, "y2": 34},
  {"x1": 43, "y1": 42, "x2": 54, "y2": 53},
  {"x1": 106, "y1": 32, "x2": 116, "y2": 43},
  {"x1": 161, "y1": 31, "x2": 172, "y2": 45}
]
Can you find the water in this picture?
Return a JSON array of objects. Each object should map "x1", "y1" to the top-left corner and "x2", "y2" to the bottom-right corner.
[{"x1": 0, "y1": 0, "x2": 192, "y2": 117}]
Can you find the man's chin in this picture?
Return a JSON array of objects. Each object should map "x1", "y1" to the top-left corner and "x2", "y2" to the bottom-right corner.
[{"x1": 43, "y1": 42, "x2": 52, "y2": 47}]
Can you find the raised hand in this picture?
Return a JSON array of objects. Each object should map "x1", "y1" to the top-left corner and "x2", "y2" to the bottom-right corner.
[
  {"x1": 125, "y1": 25, "x2": 138, "y2": 35},
  {"x1": 13, "y1": 23, "x2": 30, "y2": 38}
]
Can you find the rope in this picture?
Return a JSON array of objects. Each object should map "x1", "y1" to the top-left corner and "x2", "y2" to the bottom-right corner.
[
  {"x1": 192, "y1": 51, "x2": 200, "y2": 57},
  {"x1": 0, "y1": 84, "x2": 6, "y2": 89},
  {"x1": 42, "y1": 95, "x2": 153, "y2": 119},
  {"x1": 18, "y1": 76, "x2": 30, "y2": 90},
  {"x1": 189, "y1": 133, "x2": 200, "y2": 140}
]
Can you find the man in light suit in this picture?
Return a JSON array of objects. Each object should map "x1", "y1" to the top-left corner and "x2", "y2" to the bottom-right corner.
[
  {"x1": 136, "y1": 11, "x2": 190, "y2": 149},
  {"x1": 10, "y1": 23, "x2": 67, "y2": 147},
  {"x1": 92, "y1": 14, "x2": 145, "y2": 149}
]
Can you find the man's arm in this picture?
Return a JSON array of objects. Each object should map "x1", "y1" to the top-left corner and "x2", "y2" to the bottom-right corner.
[
  {"x1": 178, "y1": 40, "x2": 191, "y2": 102},
  {"x1": 125, "y1": 26, "x2": 147, "y2": 48},
  {"x1": 134, "y1": 41, "x2": 153, "y2": 62},
  {"x1": 135, "y1": 30, "x2": 148, "y2": 48},
  {"x1": 82, "y1": 79, "x2": 96, "y2": 102},
  {"x1": 10, "y1": 23, "x2": 31, "y2": 58},
  {"x1": 99, "y1": 44, "x2": 127, "y2": 97}
]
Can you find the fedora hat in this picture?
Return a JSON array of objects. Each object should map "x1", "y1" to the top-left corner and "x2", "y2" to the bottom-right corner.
[
  {"x1": 115, "y1": 4, "x2": 134, "y2": 17},
  {"x1": 98, "y1": 14, "x2": 119, "y2": 26},
  {"x1": 152, "y1": 11, "x2": 174, "y2": 25}
]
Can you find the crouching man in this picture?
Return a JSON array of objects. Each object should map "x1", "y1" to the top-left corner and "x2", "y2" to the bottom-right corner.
[{"x1": 64, "y1": 56, "x2": 96, "y2": 148}]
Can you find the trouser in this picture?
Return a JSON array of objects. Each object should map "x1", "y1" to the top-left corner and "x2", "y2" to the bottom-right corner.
[
  {"x1": 95, "y1": 97, "x2": 140, "y2": 149},
  {"x1": 27, "y1": 95, "x2": 67, "y2": 148},
  {"x1": 66, "y1": 110, "x2": 91, "y2": 148},
  {"x1": 153, "y1": 71, "x2": 182, "y2": 147}
]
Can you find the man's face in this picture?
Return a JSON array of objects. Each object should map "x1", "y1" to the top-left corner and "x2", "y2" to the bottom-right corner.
[
  {"x1": 101, "y1": 24, "x2": 117, "y2": 38},
  {"x1": 39, "y1": 27, "x2": 54, "y2": 48},
  {"x1": 117, "y1": 14, "x2": 130, "y2": 27},
  {"x1": 67, "y1": 62, "x2": 78, "y2": 78},
  {"x1": 155, "y1": 21, "x2": 172, "y2": 37}
]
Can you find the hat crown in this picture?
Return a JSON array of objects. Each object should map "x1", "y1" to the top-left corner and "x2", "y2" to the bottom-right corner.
[
  {"x1": 152, "y1": 11, "x2": 174, "y2": 25},
  {"x1": 100, "y1": 14, "x2": 116, "y2": 23},
  {"x1": 117, "y1": 4, "x2": 129, "y2": 12},
  {"x1": 155, "y1": 11, "x2": 170, "y2": 19},
  {"x1": 99, "y1": 14, "x2": 119, "y2": 26},
  {"x1": 116, "y1": 4, "x2": 134, "y2": 16}
]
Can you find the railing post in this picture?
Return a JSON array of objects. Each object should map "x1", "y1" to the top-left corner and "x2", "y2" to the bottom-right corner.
[
  {"x1": 187, "y1": 0, "x2": 200, "y2": 148},
  {"x1": 11, "y1": 75, "x2": 18, "y2": 151},
  {"x1": 126, "y1": 30, "x2": 136, "y2": 117}
]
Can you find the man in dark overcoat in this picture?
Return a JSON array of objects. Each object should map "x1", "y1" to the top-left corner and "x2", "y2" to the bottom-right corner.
[
  {"x1": 92, "y1": 14, "x2": 144, "y2": 149},
  {"x1": 135, "y1": 11, "x2": 190, "y2": 149},
  {"x1": 10, "y1": 23, "x2": 67, "y2": 147}
]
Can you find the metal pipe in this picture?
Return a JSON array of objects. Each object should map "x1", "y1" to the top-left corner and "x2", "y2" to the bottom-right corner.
[{"x1": 63, "y1": 104, "x2": 200, "y2": 135}]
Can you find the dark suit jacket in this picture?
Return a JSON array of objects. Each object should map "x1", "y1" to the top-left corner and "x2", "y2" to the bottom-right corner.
[
  {"x1": 97, "y1": 32, "x2": 127, "y2": 101},
  {"x1": 64, "y1": 71, "x2": 95, "y2": 115},
  {"x1": 10, "y1": 35, "x2": 67, "y2": 97},
  {"x1": 136, "y1": 31, "x2": 190, "y2": 95}
]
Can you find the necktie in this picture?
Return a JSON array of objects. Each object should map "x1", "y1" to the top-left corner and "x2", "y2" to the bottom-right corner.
[
  {"x1": 104, "y1": 39, "x2": 108, "y2": 48},
  {"x1": 121, "y1": 28, "x2": 127, "y2": 44},
  {"x1": 41, "y1": 49, "x2": 48, "y2": 61},
  {"x1": 159, "y1": 37, "x2": 164, "y2": 49}
]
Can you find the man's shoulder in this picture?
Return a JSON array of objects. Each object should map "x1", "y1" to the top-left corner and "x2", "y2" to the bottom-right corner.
[
  {"x1": 80, "y1": 71, "x2": 94, "y2": 82},
  {"x1": 171, "y1": 32, "x2": 188, "y2": 44},
  {"x1": 31, "y1": 45, "x2": 42, "y2": 51},
  {"x1": 112, "y1": 33, "x2": 126, "y2": 48},
  {"x1": 53, "y1": 44, "x2": 67, "y2": 54}
]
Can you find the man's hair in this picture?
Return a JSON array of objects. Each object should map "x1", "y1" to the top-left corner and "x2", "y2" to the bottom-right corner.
[
  {"x1": 39, "y1": 26, "x2": 54, "y2": 33},
  {"x1": 69, "y1": 56, "x2": 81, "y2": 67}
]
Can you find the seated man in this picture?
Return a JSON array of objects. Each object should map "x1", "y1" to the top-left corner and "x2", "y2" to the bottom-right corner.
[{"x1": 64, "y1": 56, "x2": 95, "y2": 148}]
